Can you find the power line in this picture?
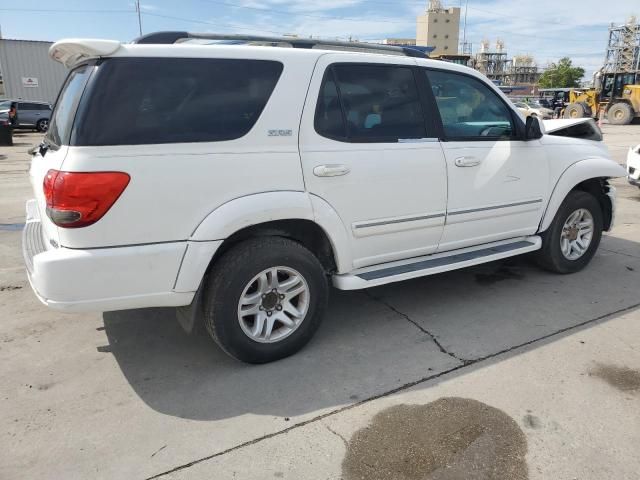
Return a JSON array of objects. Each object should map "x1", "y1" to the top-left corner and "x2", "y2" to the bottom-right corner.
[{"x1": 0, "y1": 8, "x2": 134, "y2": 14}]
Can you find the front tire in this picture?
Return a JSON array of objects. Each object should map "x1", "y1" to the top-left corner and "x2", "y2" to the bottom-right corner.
[
  {"x1": 203, "y1": 237, "x2": 328, "y2": 363},
  {"x1": 536, "y1": 191, "x2": 603, "y2": 274},
  {"x1": 564, "y1": 103, "x2": 586, "y2": 119}
]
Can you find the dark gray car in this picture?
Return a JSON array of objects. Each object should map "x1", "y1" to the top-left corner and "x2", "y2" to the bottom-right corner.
[{"x1": 0, "y1": 100, "x2": 52, "y2": 132}]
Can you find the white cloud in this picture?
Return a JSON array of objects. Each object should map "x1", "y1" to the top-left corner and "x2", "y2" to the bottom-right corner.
[{"x1": 237, "y1": 0, "x2": 365, "y2": 14}]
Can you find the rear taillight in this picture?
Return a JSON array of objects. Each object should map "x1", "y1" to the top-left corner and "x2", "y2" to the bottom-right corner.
[{"x1": 43, "y1": 170, "x2": 130, "y2": 228}]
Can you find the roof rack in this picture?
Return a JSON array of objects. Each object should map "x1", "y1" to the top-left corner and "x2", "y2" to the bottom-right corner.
[{"x1": 133, "y1": 31, "x2": 430, "y2": 58}]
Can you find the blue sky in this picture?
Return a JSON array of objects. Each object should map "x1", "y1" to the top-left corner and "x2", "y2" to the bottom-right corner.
[{"x1": 1, "y1": 0, "x2": 638, "y2": 77}]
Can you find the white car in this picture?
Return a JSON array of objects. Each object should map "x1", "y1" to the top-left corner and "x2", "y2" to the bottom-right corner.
[
  {"x1": 628, "y1": 144, "x2": 640, "y2": 188},
  {"x1": 23, "y1": 32, "x2": 625, "y2": 363},
  {"x1": 513, "y1": 101, "x2": 554, "y2": 119}
]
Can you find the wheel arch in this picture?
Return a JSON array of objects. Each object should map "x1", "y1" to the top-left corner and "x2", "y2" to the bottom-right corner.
[
  {"x1": 189, "y1": 191, "x2": 352, "y2": 274},
  {"x1": 175, "y1": 192, "x2": 352, "y2": 333},
  {"x1": 539, "y1": 158, "x2": 626, "y2": 233}
]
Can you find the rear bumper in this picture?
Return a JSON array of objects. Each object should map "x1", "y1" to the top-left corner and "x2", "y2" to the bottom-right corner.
[{"x1": 22, "y1": 200, "x2": 200, "y2": 312}]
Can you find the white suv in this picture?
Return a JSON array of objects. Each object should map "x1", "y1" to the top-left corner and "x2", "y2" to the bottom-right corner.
[{"x1": 24, "y1": 32, "x2": 625, "y2": 363}]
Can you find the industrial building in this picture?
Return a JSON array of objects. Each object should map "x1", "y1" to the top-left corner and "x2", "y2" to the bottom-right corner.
[
  {"x1": 469, "y1": 39, "x2": 541, "y2": 87},
  {"x1": 416, "y1": 0, "x2": 460, "y2": 55},
  {"x1": 0, "y1": 39, "x2": 67, "y2": 103},
  {"x1": 601, "y1": 17, "x2": 640, "y2": 77}
]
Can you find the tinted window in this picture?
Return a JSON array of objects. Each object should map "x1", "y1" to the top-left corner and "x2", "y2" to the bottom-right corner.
[
  {"x1": 22, "y1": 103, "x2": 49, "y2": 111},
  {"x1": 314, "y1": 70, "x2": 347, "y2": 140},
  {"x1": 72, "y1": 58, "x2": 283, "y2": 146},
  {"x1": 46, "y1": 65, "x2": 92, "y2": 147},
  {"x1": 316, "y1": 64, "x2": 427, "y2": 143},
  {"x1": 426, "y1": 70, "x2": 515, "y2": 140}
]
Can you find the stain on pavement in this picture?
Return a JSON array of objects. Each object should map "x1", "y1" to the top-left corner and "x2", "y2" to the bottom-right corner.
[
  {"x1": 342, "y1": 397, "x2": 528, "y2": 480},
  {"x1": 590, "y1": 363, "x2": 640, "y2": 392},
  {"x1": 475, "y1": 264, "x2": 525, "y2": 286},
  {"x1": 522, "y1": 414, "x2": 543, "y2": 429}
]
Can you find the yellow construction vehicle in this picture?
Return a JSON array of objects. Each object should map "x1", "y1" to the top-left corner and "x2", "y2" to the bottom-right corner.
[{"x1": 564, "y1": 71, "x2": 640, "y2": 125}]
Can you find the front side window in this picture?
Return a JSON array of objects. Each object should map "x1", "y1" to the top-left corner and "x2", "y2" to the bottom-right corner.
[
  {"x1": 315, "y1": 64, "x2": 427, "y2": 143},
  {"x1": 426, "y1": 70, "x2": 515, "y2": 140},
  {"x1": 72, "y1": 58, "x2": 283, "y2": 146}
]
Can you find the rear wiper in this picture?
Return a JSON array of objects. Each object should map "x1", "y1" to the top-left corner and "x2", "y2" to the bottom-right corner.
[{"x1": 34, "y1": 141, "x2": 50, "y2": 157}]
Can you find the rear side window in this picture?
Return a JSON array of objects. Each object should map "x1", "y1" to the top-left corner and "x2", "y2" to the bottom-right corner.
[
  {"x1": 315, "y1": 64, "x2": 428, "y2": 143},
  {"x1": 72, "y1": 58, "x2": 283, "y2": 146},
  {"x1": 46, "y1": 64, "x2": 93, "y2": 148},
  {"x1": 19, "y1": 103, "x2": 42, "y2": 110}
]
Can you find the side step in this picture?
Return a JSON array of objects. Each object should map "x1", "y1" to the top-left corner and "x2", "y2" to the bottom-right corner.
[{"x1": 333, "y1": 236, "x2": 542, "y2": 290}]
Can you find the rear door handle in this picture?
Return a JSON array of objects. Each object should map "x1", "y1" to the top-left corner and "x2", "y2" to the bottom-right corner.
[
  {"x1": 454, "y1": 156, "x2": 481, "y2": 167},
  {"x1": 313, "y1": 164, "x2": 350, "y2": 177}
]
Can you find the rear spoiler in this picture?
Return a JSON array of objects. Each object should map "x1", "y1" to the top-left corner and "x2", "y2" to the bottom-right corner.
[{"x1": 49, "y1": 39, "x2": 121, "y2": 68}]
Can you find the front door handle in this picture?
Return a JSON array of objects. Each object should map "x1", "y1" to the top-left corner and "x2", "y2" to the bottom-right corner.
[
  {"x1": 313, "y1": 164, "x2": 350, "y2": 177},
  {"x1": 454, "y1": 156, "x2": 481, "y2": 167}
]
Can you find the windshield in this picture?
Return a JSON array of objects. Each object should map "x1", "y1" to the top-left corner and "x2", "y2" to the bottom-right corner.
[
  {"x1": 0, "y1": 100, "x2": 11, "y2": 111},
  {"x1": 45, "y1": 64, "x2": 93, "y2": 148}
]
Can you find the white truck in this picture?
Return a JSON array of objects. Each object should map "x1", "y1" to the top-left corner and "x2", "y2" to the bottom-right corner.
[{"x1": 23, "y1": 32, "x2": 625, "y2": 363}]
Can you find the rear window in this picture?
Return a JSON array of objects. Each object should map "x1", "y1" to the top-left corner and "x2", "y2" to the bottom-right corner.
[{"x1": 71, "y1": 58, "x2": 283, "y2": 146}]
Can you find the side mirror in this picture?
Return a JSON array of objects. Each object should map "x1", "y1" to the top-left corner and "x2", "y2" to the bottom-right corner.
[{"x1": 525, "y1": 115, "x2": 543, "y2": 140}]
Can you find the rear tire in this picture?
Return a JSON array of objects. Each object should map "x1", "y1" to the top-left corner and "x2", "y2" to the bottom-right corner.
[
  {"x1": 203, "y1": 237, "x2": 328, "y2": 364},
  {"x1": 535, "y1": 191, "x2": 603, "y2": 274},
  {"x1": 36, "y1": 119, "x2": 49, "y2": 132},
  {"x1": 607, "y1": 103, "x2": 633, "y2": 125}
]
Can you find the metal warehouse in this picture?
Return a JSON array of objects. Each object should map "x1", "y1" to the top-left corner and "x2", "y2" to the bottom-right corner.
[{"x1": 0, "y1": 39, "x2": 68, "y2": 103}]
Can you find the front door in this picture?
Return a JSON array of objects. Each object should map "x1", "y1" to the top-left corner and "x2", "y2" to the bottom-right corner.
[
  {"x1": 299, "y1": 56, "x2": 448, "y2": 270},
  {"x1": 424, "y1": 68, "x2": 549, "y2": 252}
]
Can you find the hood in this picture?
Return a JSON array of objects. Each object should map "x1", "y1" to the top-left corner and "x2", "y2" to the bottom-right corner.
[
  {"x1": 542, "y1": 118, "x2": 602, "y2": 141},
  {"x1": 543, "y1": 118, "x2": 594, "y2": 133}
]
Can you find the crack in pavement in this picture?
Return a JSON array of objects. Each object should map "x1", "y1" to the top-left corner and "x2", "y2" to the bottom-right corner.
[
  {"x1": 600, "y1": 247, "x2": 640, "y2": 260},
  {"x1": 365, "y1": 290, "x2": 470, "y2": 364},
  {"x1": 145, "y1": 301, "x2": 640, "y2": 480},
  {"x1": 323, "y1": 422, "x2": 349, "y2": 451}
]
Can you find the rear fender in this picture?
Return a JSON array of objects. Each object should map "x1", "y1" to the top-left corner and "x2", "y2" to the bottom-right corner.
[{"x1": 189, "y1": 191, "x2": 352, "y2": 272}]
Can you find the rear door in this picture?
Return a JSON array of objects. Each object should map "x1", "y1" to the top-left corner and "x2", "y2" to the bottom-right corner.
[
  {"x1": 424, "y1": 68, "x2": 549, "y2": 252},
  {"x1": 299, "y1": 55, "x2": 448, "y2": 269}
]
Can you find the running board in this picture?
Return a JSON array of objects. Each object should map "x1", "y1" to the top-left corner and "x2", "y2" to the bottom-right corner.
[{"x1": 333, "y1": 236, "x2": 542, "y2": 290}]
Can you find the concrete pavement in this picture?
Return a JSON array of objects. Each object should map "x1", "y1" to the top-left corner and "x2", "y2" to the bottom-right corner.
[{"x1": 1, "y1": 127, "x2": 639, "y2": 479}]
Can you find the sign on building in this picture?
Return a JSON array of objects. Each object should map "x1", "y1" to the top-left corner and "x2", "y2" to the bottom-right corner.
[{"x1": 22, "y1": 77, "x2": 39, "y2": 88}]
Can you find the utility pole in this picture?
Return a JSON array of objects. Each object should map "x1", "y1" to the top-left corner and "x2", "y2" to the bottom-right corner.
[
  {"x1": 135, "y1": 0, "x2": 143, "y2": 36},
  {"x1": 463, "y1": 0, "x2": 468, "y2": 45}
]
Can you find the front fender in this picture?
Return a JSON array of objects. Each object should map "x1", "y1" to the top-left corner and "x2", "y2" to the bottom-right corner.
[{"x1": 539, "y1": 157, "x2": 626, "y2": 232}]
